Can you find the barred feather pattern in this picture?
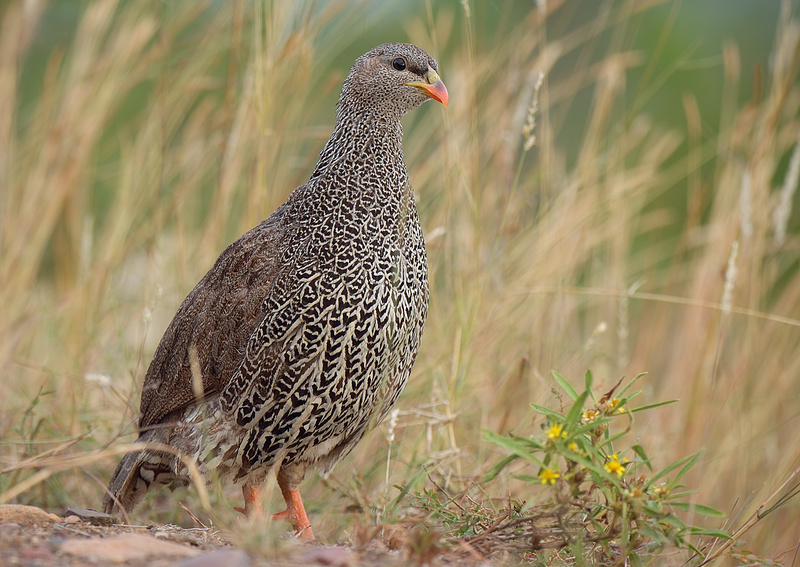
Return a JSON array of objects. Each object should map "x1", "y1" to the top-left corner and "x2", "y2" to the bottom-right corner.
[{"x1": 104, "y1": 43, "x2": 438, "y2": 515}]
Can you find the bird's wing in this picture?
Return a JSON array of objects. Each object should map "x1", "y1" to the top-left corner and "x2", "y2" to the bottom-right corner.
[
  {"x1": 138, "y1": 195, "x2": 300, "y2": 430},
  {"x1": 215, "y1": 227, "x2": 419, "y2": 470}
]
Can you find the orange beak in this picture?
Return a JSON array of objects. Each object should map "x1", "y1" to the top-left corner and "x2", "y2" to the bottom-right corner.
[{"x1": 405, "y1": 68, "x2": 449, "y2": 108}]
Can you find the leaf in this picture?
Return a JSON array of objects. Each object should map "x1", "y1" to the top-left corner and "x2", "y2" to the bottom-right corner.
[
  {"x1": 689, "y1": 527, "x2": 732, "y2": 538},
  {"x1": 571, "y1": 418, "x2": 612, "y2": 437},
  {"x1": 511, "y1": 474, "x2": 542, "y2": 483},
  {"x1": 529, "y1": 403, "x2": 564, "y2": 421},
  {"x1": 686, "y1": 542, "x2": 705, "y2": 556},
  {"x1": 564, "y1": 451, "x2": 624, "y2": 488},
  {"x1": 637, "y1": 525, "x2": 665, "y2": 542},
  {"x1": 658, "y1": 513, "x2": 687, "y2": 530},
  {"x1": 552, "y1": 370, "x2": 578, "y2": 401},
  {"x1": 482, "y1": 430, "x2": 545, "y2": 467},
  {"x1": 481, "y1": 454, "x2": 518, "y2": 482},
  {"x1": 674, "y1": 451, "x2": 702, "y2": 483},
  {"x1": 617, "y1": 372, "x2": 647, "y2": 398},
  {"x1": 669, "y1": 502, "x2": 726, "y2": 517},
  {"x1": 651, "y1": 450, "x2": 701, "y2": 484},
  {"x1": 631, "y1": 444, "x2": 653, "y2": 471},
  {"x1": 629, "y1": 399, "x2": 678, "y2": 413},
  {"x1": 584, "y1": 369, "x2": 594, "y2": 391},
  {"x1": 564, "y1": 389, "x2": 591, "y2": 428},
  {"x1": 623, "y1": 389, "x2": 643, "y2": 404},
  {"x1": 390, "y1": 467, "x2": 429, "y2": 509},
  {"x1": 666, "y1": 489, "x2": 698, "y2": 499},
  {"x1": 642, "y1": 501, "x2": 666, "y2": 517}
]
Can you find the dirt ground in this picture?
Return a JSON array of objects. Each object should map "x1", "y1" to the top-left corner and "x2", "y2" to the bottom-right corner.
[{"x1": 0, "y1": 504, "x2": 492, "y2": 567}]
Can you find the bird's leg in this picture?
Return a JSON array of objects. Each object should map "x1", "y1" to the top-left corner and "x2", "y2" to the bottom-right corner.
[
  {"x1": 233, "y1": 484, "x2": 263, "y2": 517},
  {"x1": 275, "y1": 469, "x2": 315, "y2": 540},
  {"x1": 234, "y1": 474, "x2": 314, "y2": 540}
]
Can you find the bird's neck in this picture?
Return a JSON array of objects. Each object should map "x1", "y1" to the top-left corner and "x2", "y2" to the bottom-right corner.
[
  {"x1": 310, "y1": 108, "x2": 406, "y2": 182},
  {"x1": 307, "y1": 107, "x2": 418, "y2": 244}
]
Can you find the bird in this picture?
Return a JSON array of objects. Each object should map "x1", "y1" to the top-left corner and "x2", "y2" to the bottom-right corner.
[{"x1": 103, "y1": 42, "x2": 448, "y2": 540}]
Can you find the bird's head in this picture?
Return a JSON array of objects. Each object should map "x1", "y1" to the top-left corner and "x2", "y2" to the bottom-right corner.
[{"x1": 339, "y1": 42, "x2": 449, "y2": 120}]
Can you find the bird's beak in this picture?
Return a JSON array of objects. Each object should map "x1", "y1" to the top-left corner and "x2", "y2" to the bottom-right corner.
[{"x1": 405, "y1": 67, "x2": 449, "y2": 108}]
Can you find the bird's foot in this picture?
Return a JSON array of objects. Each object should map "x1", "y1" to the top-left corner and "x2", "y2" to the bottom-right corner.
[
  {"x1": 277, "y1": 472, "x2": 315, "y2": 540},
  {"x1": 235, "y1": 483, "x2": 314, "y2": 540},
  {"x1": 271, "y1": 508, "x2": 314, "y2": 540},
  {"x1": 233, "y1": 484, "x2": 263, "y2": 517}
]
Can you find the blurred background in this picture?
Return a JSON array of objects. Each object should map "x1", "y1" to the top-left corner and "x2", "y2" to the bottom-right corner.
[{"x1": 1, "y1": 0, "x2": 798, "y2": 561}]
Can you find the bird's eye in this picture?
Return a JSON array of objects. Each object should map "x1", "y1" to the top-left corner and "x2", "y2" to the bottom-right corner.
[{"x1": 392, "y1": 57, "x2": 406, "y2": 71}]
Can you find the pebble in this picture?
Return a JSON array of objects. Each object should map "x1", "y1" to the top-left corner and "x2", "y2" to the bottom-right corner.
[
  {"x1": 176, "y1": 549, "x2": 251, "y2": 567},
  {"x1": 64, "y1": 505, "x2": 116, "y2": 526},
  {"x1": 19, "y1": 545, "x2": 56, "y2": 562},
  {"x1": 60, "y1": 532, "x2": 200, "y2": 562},
  {"x1": 0, "y1": 504, "x2": 61, "y2": 527},
  {"x1": 302, "y1": 546, "x2": 357, "y2": 567}
]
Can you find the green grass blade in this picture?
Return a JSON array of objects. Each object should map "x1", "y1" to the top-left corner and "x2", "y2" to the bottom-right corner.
[
  {"x1": 669, "y1": 502, "x2": 726, "y2": 517},
  {"x1": 482, "y1": 430, "x2": 545, "y2": 467},
  {"x1": 481, "y1": 453, "x2": 519, "y2": 482},
  {"x1": 674, "y1": 451, "x2": 702, "y2": 483},
  {"x1": 617, "y1": 372, "x2": 647, "y2": 398},
  {"x1": 552, "y1": 370, "x2": 579, "y2": 401},
  {"x1": 564, "y1": 389, "x2": 591, "y2": 428},
  {"x1": 689, "y1": 528, "x2": 732, "y2": 538},
  {"x1": 631, "y1": 444, "x2": 653, "y2": 471},
  {"x1": 390, "y1": 467, "x2": 430, "y2": 509},
  {"x1": 530, "y1": 403, "x2": 565, "y2": 421},
  {"x1": 629, "y1": 399, "x2": 679, "y2": 413},
  {"x1": 650, "y1": 451, "x2": 701, "y2": 484},
  {"x1": 584, "y1": 369, "x2": 594, "y2": 391}
]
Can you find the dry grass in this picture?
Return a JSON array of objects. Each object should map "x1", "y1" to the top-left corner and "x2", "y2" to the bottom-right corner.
[{"x1": 2, "y1": 0, "x2": 799, "y2": 563}]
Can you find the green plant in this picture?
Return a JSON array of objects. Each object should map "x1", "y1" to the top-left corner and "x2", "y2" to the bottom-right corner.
[{"x1": 411, "y1": 371, "x2": 731, "y2": 564}]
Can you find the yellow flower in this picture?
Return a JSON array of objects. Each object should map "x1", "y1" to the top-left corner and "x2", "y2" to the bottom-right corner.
[
  {"x1": 604, "y1": 453, "x2": 627, "y2": 477},
  {"x1": 568, "y1": 442, "x2": 578, "y2": 452},
  {"x1": 608, "y1": 398, "x2": 626, "y2": 414},
  {"x1": 582, "y1": 409, "x2": 600, "y2": 423},
  {"x1": 653, "y1": 485, "x2": 670, "y2": 499},
  {"x1": 546, "y1": 423, "x2": 567, "y2": 440},
  {"x1": 539, "y1": 468, "x2": 560, "y2": 485}
]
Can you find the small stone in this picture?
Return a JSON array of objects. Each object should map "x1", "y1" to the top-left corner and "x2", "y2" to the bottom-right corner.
[
  {"x1": 60, "y1": 532, "x2": 200, "y2": 562},
  {"x1": 152, "y1": 529, "x2": 205, "y2": 546},
  {"x1": 0, "y1": 504, "x2": 60, "y2": 527},
  {"x1": 176, "y1": 549, "x2": 250, "y2": 567},
  {"x1": 302, "y1": 546, "x2": 356, "y2": 567},
  {"x1": 19, "y1": 546, "x2": 55, "y2": 562},
  {"x1": 64, "y1": 506, "x2": 117, "y2": 526},
  {"x1": 0, "y1": 522, "x2": 22, "y2": 535}
]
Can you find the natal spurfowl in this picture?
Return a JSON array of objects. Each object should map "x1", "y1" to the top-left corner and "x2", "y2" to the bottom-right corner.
[{"x1": 103, "y1": 43, "x2": 447, "y2": 540}]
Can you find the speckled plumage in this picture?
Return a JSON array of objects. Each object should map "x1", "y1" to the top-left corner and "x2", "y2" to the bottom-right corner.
[{"x1": 103, "y1": 43, "x2": 447, "y2": 533}]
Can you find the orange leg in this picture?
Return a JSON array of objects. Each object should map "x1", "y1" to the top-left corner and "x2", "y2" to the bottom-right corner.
[
  {"x1": 233, "y1": 484, "x2": 263, "y2": 516},
  {"x1": 233, "y1": 478, "x2": 314, "y2": 540},
  {"x1": 276, "y1": 471, "x2": 315, "y2": 540}
]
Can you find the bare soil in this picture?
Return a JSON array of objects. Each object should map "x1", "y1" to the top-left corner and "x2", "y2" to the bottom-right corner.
[{"x1": 0, "y1": 505, "x2": 491, "y2": 567}]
